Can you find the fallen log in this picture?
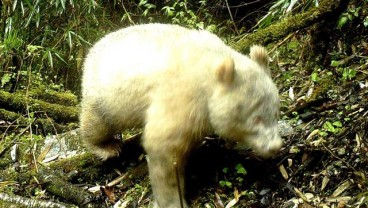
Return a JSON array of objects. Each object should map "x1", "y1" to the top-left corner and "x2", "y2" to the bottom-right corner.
[
  {"x1": 23, "y1": 87, "x2": 79, "y2": 107},
  {"x1": 0, "y1": 108, "x2": 69, "y2": 132},
  {"x1": 235, "y1": 0, "x2": 350, "y2": 51},
  {"x1": 0, "y1": 90, "x2": 79, "y2": 123}
]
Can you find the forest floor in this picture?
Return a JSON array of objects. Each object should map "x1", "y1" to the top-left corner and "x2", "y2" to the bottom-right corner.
[{"x1": 0, "y1": 27, "x2": 368, "y2": 208}]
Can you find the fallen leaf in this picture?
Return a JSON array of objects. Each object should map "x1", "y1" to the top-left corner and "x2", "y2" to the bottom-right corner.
[
  {"x1": 325, "y1": 196, "x2": 352, "y2": 203},
  {"x1": 289, "y1": 146, "x2": 300, "y2": 154},
  {"x1": 214, "y1": 192, "x2": 224, "y2": 208},
  {"x1": 101, "y1": 186, "x2": 116, "y2": 203},
  {"x1": 107, "y1": 173, "x2": 128, "y2": 187},
  {"x1": 10, "y1": 144, "x2": 18, "y2": 162},
  {"x1": 321, "y1": 175, "x2": 330, "y2": 191},
  {"x1": 337, "y1": 199, "x2": 346, "y2": 208},
  {"x1": 225, "y1": 188, "x2": 240, "y2": 208},
  {"x1": 289, "y1": 87, "x2": 295, "y2": 101},
  {"x1": 37, "y1": 143, "x2": 53, "y2": 163},
  {"x1": 42, "y1": 155, "x2": 59, "y2": 163},
  {"x1": 302, "y1": 153, "x2": 309, "y2": 163},
  {"x1": 113, "y1": 199, "x2": 131, "y2": 208},
  {"x1": 225, "y1": 198, "x2": 238, "y2": 208},
  {"x1": 287, "y1": 159, "x2": 293, "y2": 167},
  {"x1": 332, "y1": 180, "x2": 351, "y2": 197},
  {"x1": 88, "y1": 185, "x2": 101, "y2": 193},
  {"x1": 306, "y1": 87, "x2": 314, "y2": 99},
  {"x1": 279, "y1": 164, "x2": 289, "y2": 180},
  {"x1": 306, "y1": 129, "x2": 319, "y2": 141},
  {"x1": 294, "y1": 187, "x2": 311, "y2": 203}
]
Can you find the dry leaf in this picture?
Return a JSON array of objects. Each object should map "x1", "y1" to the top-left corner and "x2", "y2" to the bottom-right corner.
[
  {"x1": 225, "y1": 198, "x2": 238, "y2": 208},
  {"x1": 225, "y1": 189, "x2": 240, "y2": 208},
  {"x1": 337, "y1": 199, "x2": 346, "y2": 208},
  {"x1": 289, "y1": 146, "x2": 300, "y2": 154},
  {"x1": 10, "y1": 144, "x2": 18, "y2": 162},
  {"x1": 88, "y1": 185, "x2": 101, "y2": 193},
  {"x1": 107, "y1": 173, "x2": 128, "y2": 187},
  {"x1": 325, "y1": 196, "x2": 352, "y2": 203},
  {"x1": 101, "y1": 186, "x2": 116, "y2": 203},
  {"x1": 321, "y1": 176, "x2": 330, "y2": 191},
  {"x1": 279, "y1": 164, "x2": 289, "y2": 180},
  {"x1": 289, "y1": 87, "x2": 295, "y2": 101},
  {"x1": 306, "y1": 129, "x2": 319, "y2": 141},
  {"x1": 306, "y1": 87, "x2": 314, "y2": 99},
  {"x1": 37, "y1": 143, "x2": 53, "y2": 163},
  {"x1": 294, "y1": 187, "x2": 310, "y2": 203},
  {"x1": 42, "y1": 155, "x2": 59, "y2": 163},
  {"x1": 113, "y1": 199, "x2": 131, "y2": 208},
  {"x1": 332, "y1": 180, "x2": 351, "y2": 197},
  {"x1": 302, "y1": 153, "x2": 309, "y2": 163},
  {"x1": 355, "y1": 133, "x2": 361, "y2": 152},
  {"x1": 287, "y1": 159, "x2": 293, "y2": 167},
  {"x1": 214, "y1": 192, "x2": 224, "y2": 208}
]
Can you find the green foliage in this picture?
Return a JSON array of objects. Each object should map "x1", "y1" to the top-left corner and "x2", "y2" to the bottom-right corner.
[
  {"x1": 337, "y1": 6, "x2": 361, "y2": 29},
  {"x1": 256, "y1": 0, "x2": 318, "y2": 29},
  {"x1": 235, "y1": 163, "x2": 247, "y2": 175},
  {"x1": 219, "y1": 163, "x2": 247, "y2": 189},
  {"x1": 0, "y1": 0, "x2": 113, "y2": 92},
  {"x1": 222, "y1": 167, "x2": 229, "y2": 174},
  {"x1": 337, "y1": 0, "x2": 368, "y2": 29},
  {"x1": 219, "y1": 180, "x2": 232, "y2": 188},
  {"x1": 322, "y1": 120, "x2": 343, "y2": 134},
  {"x1": 1, "y1": 73, "x2": 13, "y2": 88},
  {"x1": 340, "y1": 68, "x2": 357, "y2": 80},
  {"x1": 134, "y1": 0, "x2": 220, "y2": 32},
  {"x1": 311, "y1": 72, "x2": 319, "y2": 82}
]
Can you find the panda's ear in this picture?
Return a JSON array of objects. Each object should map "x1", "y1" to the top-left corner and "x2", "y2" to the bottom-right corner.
[
  {"x1": 250, "y1": 45, "x2": 271, "y2": 76},
  {"x1": 215, "y1": 56, "x2": 235, "y2": 85}
]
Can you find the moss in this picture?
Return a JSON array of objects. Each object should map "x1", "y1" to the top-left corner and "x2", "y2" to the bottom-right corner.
[
  {"x1": 0, "y1": 108, "x2": 24, "y2": 122},
  {"x1": 235, "y1": 0, "x2": 344, "y2": 52},
  {"x1": 0, "y1": 90, "x2": 79, "y2": 123},
  {"x1": 21, "y1": 87, "x2": 78, "y2": 106}
]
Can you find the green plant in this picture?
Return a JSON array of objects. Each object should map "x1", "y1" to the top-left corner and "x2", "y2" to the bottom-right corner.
[
  {"x1": 219, "y1": 180, "x2": 233, "y2": 188},
  {"x1": 337, "y1": 6, "x2": 361, "y2": 29},
  {"x1": 235, "y1": 163, "x2": 247, "y2": 184},
  {"x1": 256, "y1": 0, "x2": 318, "y2": 29},
  {"x1": 311, "y1": 72, "x2": 319, "y2": 82},
  {"x1": 335, "y1": 67, "x2": 357, "y2": 81},
  {"x1": 219, "y1": 167, "x2": 232, "y2": 188},
  {"x1": 219, "y1": 163, "x2": 247, "y2": 188},
  {"x1": 138, "y1": 0, "x2": 157, "y2": 17},
  {"x1": 322, "y1": 120, "x2": 343, "y2": 134},
  {"x1": 341, "y1": 68, "x2": 357, "y2": 80},
  {"x1": 0, "y1": 0, "x2": 111, "y2": 92}
]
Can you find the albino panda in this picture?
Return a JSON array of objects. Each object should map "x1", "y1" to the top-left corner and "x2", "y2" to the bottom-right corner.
[{"x1": 80, "y1": 24, "x2": 282, "y2": 208}]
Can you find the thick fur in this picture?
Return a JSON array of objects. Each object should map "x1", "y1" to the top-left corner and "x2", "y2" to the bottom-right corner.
[{"x1": 80, "y1": 24, "x2": 282, "y2": 208}]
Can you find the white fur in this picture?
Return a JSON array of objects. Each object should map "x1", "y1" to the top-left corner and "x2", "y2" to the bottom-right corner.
[{"x1": 80, "y1": 24, "x2": 282, "y2": 208}]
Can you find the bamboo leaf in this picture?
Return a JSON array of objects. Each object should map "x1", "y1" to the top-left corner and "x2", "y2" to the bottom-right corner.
[
  {"x1": 67, "y1": 31, "x2": 73, "y2": 50},
  {"x1": 48, "y1": 51, "x2": 54, "y2": 70}
]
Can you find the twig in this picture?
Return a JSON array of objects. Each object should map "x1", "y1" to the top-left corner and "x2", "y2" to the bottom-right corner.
[
  {"x1": 321, "y1": 142, "x2": 357, "y2": 172},
  {"x1": 224, "y1": 0, "x2": 239, "y2": 35},
  {"x1": 107, "y1": 172, "x2": 128, "y2": 187},
  {"x1": 26, "y1": 57, "x2": 38, "y2": 173},
  {"x1": 269, "y1": 33, "x2": 295, "y2": 53}
]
